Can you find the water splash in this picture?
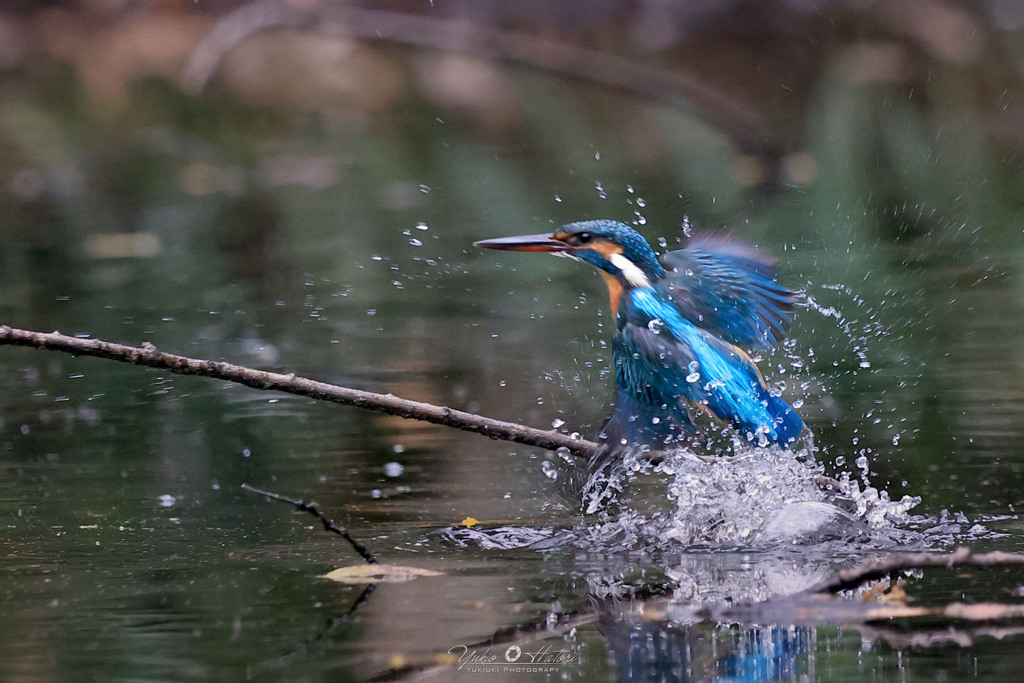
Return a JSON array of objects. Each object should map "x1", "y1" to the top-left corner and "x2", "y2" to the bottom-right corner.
[
  {"x1": 575, "y1": 438, "x2": 921, "y2": 551},
  {"x1": 445, "y1": 273, "x2": 940, "y2": 555}
]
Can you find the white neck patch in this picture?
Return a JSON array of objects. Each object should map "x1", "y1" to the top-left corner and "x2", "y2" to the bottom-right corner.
[{"x1": 609, "y1": 252, "x2": 651, "y2": 288}]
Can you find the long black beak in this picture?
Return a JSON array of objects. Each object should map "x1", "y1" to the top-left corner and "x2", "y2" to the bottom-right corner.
[{"x1": 473, "y1": 233, "x2": 571, "y2": 253}]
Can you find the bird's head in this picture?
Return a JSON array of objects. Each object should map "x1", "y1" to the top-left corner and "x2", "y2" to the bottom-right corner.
[{"x1": 474, "y1": 220, "x2": 665, "y2": 289}]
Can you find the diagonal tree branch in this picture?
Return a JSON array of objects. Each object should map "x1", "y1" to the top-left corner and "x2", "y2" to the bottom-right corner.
[
  {"x1": 0, "y1": 325, "x2": 599, "y2": 459},
  {"x1": 181, "y1": 1, "x2": 772, "y2": 155}
]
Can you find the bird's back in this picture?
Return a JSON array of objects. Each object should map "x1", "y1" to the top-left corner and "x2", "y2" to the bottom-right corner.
[{"x1": 602, "y1": 239, "x2": 802, "y2": 450}]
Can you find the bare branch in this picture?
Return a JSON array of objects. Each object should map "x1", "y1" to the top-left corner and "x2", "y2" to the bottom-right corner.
[
  {"x1": 241, "y1": 483, "x2": 379, "y2": 565},
  {"x1": 0, "y1": 325, "x2": 599, "y2": 458},
  {"x1": 809, "y1": 546, "x2": 1024, "y2": 594},
  {"x1": 182, "y1": 1, "x2": 771, "y2": 155}
]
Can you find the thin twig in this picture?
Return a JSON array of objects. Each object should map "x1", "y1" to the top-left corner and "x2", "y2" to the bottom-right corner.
[
  {"x1": 261, "y1": 583, "x2": 378, "y2": 667},
  {"x1": 809, "y1": 546, "x2": 1024, "y2": 594},
  {"x1": 241, "y1": 483, "x2": 379, "y2": 565},
  {"x1": 0, "y1": 325, "x2": 599, "y2": 458}
]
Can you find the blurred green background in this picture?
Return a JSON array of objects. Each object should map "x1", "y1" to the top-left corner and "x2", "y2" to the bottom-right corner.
[{"x1": 2, "y1": 1, "x2": 1024, "y2": 680}]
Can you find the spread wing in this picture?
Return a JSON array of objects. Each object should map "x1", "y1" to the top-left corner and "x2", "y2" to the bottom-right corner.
[
  {"x1": 657, "y1": 236, "x2": 796, "y2": 351},
  {"x1": 612, "y1": 287, "x2": 804, "y2": 447}
]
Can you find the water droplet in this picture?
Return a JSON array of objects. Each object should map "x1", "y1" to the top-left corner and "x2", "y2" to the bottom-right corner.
[
  {"x1": 551, "y1": 418, "x2": 565, "y2": 429},
  {"x1": 541, "y1": 460, "x2": 558, "y2": 480},
  {"x1": 681, "y1": 217, "x2": 694, "y2": 237},
  {"x1": 383, "y1": 461, "x2": 404, "y2": 477},
  {"x1": 418, "y1": 184, "x2": 430, "y2": 194},
  {"x1": 686, "y1": 361, "x2": 700, "y2": 383},
  {"x1": 408, "y1": 238, "x2": 423, "y2": 247},
  {"x1": 647, "y1": 318, "x2": 665, "y2": 335},
  {"x1": 415, "y1": 222, "x2": 429, "y2": 230},
  {"x1": 595, "y1": 181, "x2": 607, "y2": 199}
]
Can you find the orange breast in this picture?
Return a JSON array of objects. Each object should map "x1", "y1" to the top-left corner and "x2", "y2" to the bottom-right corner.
[{"x1": 599, "y1": 272, "x2": 624, "y2": 316}]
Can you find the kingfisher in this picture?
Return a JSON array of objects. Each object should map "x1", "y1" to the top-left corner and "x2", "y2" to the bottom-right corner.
[{"x1": 475, "y1": 219, "x2": 803, "y2": 452}]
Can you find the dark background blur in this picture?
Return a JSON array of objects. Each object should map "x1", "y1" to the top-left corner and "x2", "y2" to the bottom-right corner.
[{"x1": 3, "y1": 1, "x2": 1024, "y2": 681}]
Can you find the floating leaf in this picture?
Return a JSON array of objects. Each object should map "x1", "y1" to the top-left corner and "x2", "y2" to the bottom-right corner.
[
  {"x1": 322, "y1": 564, "x2": 444, "y2": 584},
  {"x1": 460, "y1": 517, "x2": 480, "y2": 527}
]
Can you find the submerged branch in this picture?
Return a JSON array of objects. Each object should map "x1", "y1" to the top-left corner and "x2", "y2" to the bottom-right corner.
[
  {"x1": 0, "y1": 325, "x2": 599, "y2": 458},
  {"x1": 809, "y1": 546, "x2": 1024, "y2": 594}
]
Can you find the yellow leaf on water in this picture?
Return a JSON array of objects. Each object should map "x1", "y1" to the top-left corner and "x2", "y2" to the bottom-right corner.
[
  {"x1": 321, "y1": 564, "x2": 444, "y2": 584},
  {"x1": 460, "y1": 517, "x2": 480, "y2": 527}
]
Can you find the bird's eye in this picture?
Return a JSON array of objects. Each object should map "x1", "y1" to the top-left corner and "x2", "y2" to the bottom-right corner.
[{"x1": 575, "y1": 232, "x2": 593, "y2": 245}]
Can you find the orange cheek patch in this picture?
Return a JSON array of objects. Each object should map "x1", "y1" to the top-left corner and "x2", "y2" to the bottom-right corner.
[
  {"x1": 590, "y1": 241, "x2": 624, "y2": 258},
  {"x1": 600, "y1": 272, "x2": 624, "y2": 316}
]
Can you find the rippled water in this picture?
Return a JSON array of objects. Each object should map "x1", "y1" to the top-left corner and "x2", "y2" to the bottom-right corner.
[{"x1": 5, "y1": 4, "x2": 1024, "y2": 680}]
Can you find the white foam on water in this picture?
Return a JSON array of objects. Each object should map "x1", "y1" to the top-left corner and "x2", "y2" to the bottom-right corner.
[{"x1": 577, "y1": 437, "x2": 922, "y2": 551}]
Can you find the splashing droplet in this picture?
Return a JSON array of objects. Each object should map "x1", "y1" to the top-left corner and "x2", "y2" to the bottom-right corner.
[
  {"x1": 686, "y1": 361, "x2": 701, "y2": 383},
  {"x1": 681, "y1": 216, "x2": 694, "y2": 238},
  {"x1": 541, "y1": 460, "x2": 558, "y2": 480}
]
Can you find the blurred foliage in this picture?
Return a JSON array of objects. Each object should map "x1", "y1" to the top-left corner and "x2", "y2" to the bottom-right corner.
[
  {"x1": 2, "y1": 0, "x2": 1024, "y2": 501},
  {"x1": 2, "y1": 2, "x2": 1024, "y2": 679}
]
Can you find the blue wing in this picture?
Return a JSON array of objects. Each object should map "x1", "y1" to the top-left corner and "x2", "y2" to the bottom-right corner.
[
  {"x1": 658, "y1": 236, "x2": 795, "y2": 351},
  {"x1": 611, "y1": 288, "x2": 803, "y2": 447}
]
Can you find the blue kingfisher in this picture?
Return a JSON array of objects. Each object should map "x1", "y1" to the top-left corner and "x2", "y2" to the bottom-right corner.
[{"x1": 475, "y1": 219, "x2": 803, "y2": 452}]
